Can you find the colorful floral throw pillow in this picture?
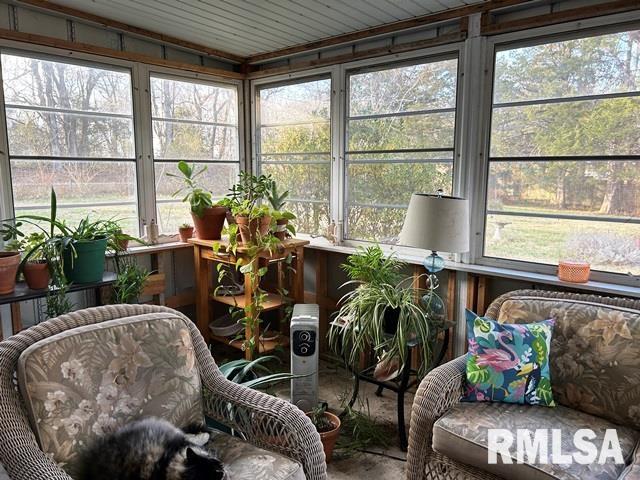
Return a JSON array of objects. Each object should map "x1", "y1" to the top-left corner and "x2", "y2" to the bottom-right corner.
[{"x1": 463, "y1": 310, "x2": 556, "y2": 406}]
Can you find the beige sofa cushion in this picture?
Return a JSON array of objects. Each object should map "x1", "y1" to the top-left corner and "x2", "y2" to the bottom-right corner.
[
  {"x1": 433, "y1": 402, "x2": 639, "y2": 480},
  {"x1": 17, "y1": 313, "x2": 204, "y2": 474},
  {"x1": 495, "y1": 297, "x2": 640, "y2": 429}
]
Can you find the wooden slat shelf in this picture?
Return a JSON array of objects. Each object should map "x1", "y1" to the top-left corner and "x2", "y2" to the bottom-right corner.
[
  {"x1": 190, "y1": 235, "x2": 308, "y2": 359},
  {"x1": 210, "y1": 334, "x2": 290, "y2": 354},
  {"x1": 210, "y1": 292, "x2": 290, "y2": 311}
]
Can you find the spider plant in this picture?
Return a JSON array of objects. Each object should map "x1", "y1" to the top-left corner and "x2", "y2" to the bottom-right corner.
[
  {"x1": 329, "y1": 245, "x2": 441, "y2": 377},
  {"x1": 219, "y1": 355, "x2": 296, "y2": 389}
]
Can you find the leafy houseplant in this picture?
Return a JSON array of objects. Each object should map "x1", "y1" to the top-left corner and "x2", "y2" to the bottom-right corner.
[
  {"x1": 228, "y1": 172, "x2": 274, "y2": 245},
  {"x1": 18, "y1": 233, "x2": 52, "y2": 290},
  {"x1": 112, "y1": 258, "x2": 150, "y2": 304},
  {"x1": 328, "y1": 245, "x2": 441, "y2": 378},
  {"x1": 307, "y1": 404, "x2": 341, "y2": 463},
  {"x1": 178, "y1": 223, "x2": 195, "y2": 243},
  {"x1": 168, "y1": 161, "x2": 227, "y2": 240},
  {"x1": 267, "y1": 181, "x2": 296, "y2": 241}
]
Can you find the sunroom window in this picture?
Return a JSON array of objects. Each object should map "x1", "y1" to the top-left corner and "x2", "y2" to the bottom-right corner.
[
  {"x1": 485, "y1": 29, "x2": 640, "y2": 275},
  {"x1": 255, "y1": 77, "x2": 332, "y2": 237},
  {"x1": 0, "y1": 52, "x2": 139, "y2": 233},
  {"x1": 344, "y1": 57, "x2": 459, "y2": 243},
  {"x1": 150, "y1": 74, "x2": 240, "y2": 234}
]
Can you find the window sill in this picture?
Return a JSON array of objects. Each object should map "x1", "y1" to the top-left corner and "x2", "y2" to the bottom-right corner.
[{"x1": 303, "y1": 239, "x2": 640, "y2": 299}]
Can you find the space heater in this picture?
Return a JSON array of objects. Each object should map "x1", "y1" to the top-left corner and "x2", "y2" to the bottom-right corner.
[{"x1": 290, "y1": 303, "x2": 319, "y2": 413}]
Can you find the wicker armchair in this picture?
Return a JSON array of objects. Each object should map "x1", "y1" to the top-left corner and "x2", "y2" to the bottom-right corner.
[
  {"x1": 0, "y1": 304, "x2": 326, "y2": 480},
  {"x1": 406, "y1": 289, "x2": 640, "y2": 480}
]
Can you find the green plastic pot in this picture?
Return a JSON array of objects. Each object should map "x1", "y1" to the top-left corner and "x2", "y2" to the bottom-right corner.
[{"x1": 63, "y1": 237, "x2": 108, "y2": 284}]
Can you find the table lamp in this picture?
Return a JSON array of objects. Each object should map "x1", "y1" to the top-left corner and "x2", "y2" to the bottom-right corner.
[{"x1": 398, "y1": 192, "x2": 470, "y2": 273}]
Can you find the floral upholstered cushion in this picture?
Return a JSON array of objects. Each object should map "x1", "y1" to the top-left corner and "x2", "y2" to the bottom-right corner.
[
  {"x1": 495, "y1": 297, "x2": 640, "y2": 429},
  {"x1": 17, "y1": 313, "x2": 204, "y2": 475},
  {"x1": 463, "y1": 309, "x2": 555, "y2": 406},
  {"x1": 433, "y1": 402, "x2": 640, "y2": 480},
  {"x1": 207, "y1": 430, "x2": 305, "y2": 480}
]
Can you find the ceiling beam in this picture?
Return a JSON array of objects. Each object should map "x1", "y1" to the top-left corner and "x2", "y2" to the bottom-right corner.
[
  {"x1": 482, "y1": 0, "x2": 640, "y2": 35},
  {"x1": 244, "y1": 0, "x2": 535, "y2": 65},
  {"x1": 0, "y1": 28, "x2": 244, "y2": 79},
  {"x1": 14, "y1": 0, "x2": 245, "y2": 64}
]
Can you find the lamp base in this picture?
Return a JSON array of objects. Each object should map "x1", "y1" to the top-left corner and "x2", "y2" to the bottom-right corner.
[{"x1": 423, "y1": 251, "x2": 445, "y2": 273}]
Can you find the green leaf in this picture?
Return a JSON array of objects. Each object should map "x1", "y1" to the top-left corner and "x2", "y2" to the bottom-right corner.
[
  {"x1": 177, "y1": 160, "x2": 192, "y2": 178},
  {"x1": 257, "y1": 266, "x2": 268, "y2": 276},
  {"x1": 536, "y1": 377, "x2": 555, "y2": 406},
  {"x1": 466, "y1": 356, "x2": 491, "y2": 384}
]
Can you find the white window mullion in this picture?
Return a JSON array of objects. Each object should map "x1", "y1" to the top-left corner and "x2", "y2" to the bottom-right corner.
[
  {"x1": 132, "y1": 63, "x2": 155, "y2": 233},
  {"x1": 0, "y1": 56, "x2": 13, "y2": 224},
  {"x1": 331, "y1": 64, "x2": 345, "y2": 243}
]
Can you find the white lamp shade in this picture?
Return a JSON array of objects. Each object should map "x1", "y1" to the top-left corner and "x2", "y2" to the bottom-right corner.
[{"x1": 399, "y1": 193, "x2": 470, "y2": 253}]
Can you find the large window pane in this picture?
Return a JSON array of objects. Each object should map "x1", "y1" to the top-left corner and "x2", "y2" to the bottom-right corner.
[
  {"x1": 2, "y1": 54, "x2": 132, "y2": 114},
  {"x1": 494, "y1": 31, "x2": 640, "y2": 104},
  {"x1": 485, "y1": 28, "x2": 640, "y2": 275},
  {"x1": 348, "y1": 112, "x2": 455, "y2": 151},
  {"x1": 485, "y1": 214, "x2": 640, "y2": 275},
  {"x1": 490, "y1": 97, "x2": 640, "y2": 157},
  {"x1": 346, "y1": 57, "x2": 458, "y2": 242},
  {"x1": 150, "y1": 75, "x2": 240, "y2": 233},
  {"x1": 11, "y1": 159, "x2": 138, "y2": 233},
  {"x1": 256, "y1": 78, "x2": 332, "y2": 236},
  {"x1": 488, "y1": 160, "x2": 640, "y2": 218},
  {"x1": 1, "y1": 52, "x2": 139, "y2": 233},
  {"x1": 349, "y1": 59, "x2": 458, "y2": 115},
  {"x1": 6, "y1": 109, "x2": 134, "y2": 158}
]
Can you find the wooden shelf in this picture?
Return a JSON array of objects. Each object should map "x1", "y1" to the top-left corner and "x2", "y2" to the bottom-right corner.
[
  {"x1": 210, "y1": 292, "x2": 289, "y2": 311},
  {"x1": 210, "y1": 334, "x2": 290, "y2": 354}
]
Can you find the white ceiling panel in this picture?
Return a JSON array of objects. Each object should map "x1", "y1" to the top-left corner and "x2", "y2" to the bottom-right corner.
[{"x1": 50, "y1": 0, "x2": 484, "y2": 57}]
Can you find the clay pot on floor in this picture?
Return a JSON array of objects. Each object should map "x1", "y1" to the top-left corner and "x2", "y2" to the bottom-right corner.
[
  {"x1": 235, "y1": 215, "x2": 272, "y2": 245},
  {"x1": 192, "y1": 206, "x2": 227, "y2": 240},
  {"x1": 307, "y1": 411, "x2": 341, "y2": 463},
  {"x1": 0, "y1": 252, "x2": 21, "y2": 295},
  {"x1": 179, "y1": 226, "x2": 195, "y2": 243},
  {"x1": 23, "y1": 260, "x2": 50, "y2": 290}
]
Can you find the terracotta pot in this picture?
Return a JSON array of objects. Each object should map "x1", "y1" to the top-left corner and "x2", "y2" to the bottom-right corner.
[
  {"x1": 235, "y1": 215, "x2": 272, "y2": 245},
  {"x1": 23, "y1": 260, "x2": 50, "y2": 290},
  {"x1": 0, "y1": 252, "x2": 21, "y2": 295},
  {"x1": 274, "y1": 218, "x2": 288, "y2": 241},
  {"x1": 116, "y1": 238, "x2": 129, "y2": 251},
  {"x1": 179, "y1": 226, "x2": 195, "y2": 243},
  {"x1": 192, "y1": 206, "x2": 227, "y2": 240},
  {"x1": 306, "y1": 411, "x2": 341, "y2": 463}
]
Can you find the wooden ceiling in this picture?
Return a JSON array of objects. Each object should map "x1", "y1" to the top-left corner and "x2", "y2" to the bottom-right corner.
[{"x1": 41, "y1": 0, "x2": 486, "y2": 58}]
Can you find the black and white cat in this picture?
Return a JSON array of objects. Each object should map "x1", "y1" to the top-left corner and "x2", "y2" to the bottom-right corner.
[{"x1": 76, "y1": 417, "x2": 226, "y2": 480}]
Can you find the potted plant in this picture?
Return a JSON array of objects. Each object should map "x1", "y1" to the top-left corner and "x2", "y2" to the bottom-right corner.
[
  {"x1": 178, "y1": 223, "x2": 195, "y2": 243},
  {"x1": 227, "y1": 172, "x2": 274, "y2": 245},
  {"x1": 0, "y1": 250, "x2": 20, "y2": 294},
  {"x1": 328, "y1": 245, "x2": 441, "y2": 378},
  {"x1": 267, "y1": 181, "x2": 296, "y2": 241},
  {"x1": 112, "y1": 258, "x2": 150, "y2": 304},
  {"x1": 307, "y1": 404, "x2": 341, "y2": 463},
  {"x1": 19, "y1": 233, "x2": 52, "y2": 290},
  {"x1": 168, "y1": 161, "x2": 227, "y2": 240}
]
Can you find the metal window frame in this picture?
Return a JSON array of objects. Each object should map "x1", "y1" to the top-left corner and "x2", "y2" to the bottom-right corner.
[
  {"x1": 145, "y1": 67, "x2": 244, "y2": 234},
  {"x1": 342, "y1": 46, "x2": 465, "y2": 246},
  {"x1": 251, "y1": 70, "x2": 336, "y2": 236},
  {"x1": 0, "y1": 45, "x2": 143, "y2": 231},
  {"x1": 0, "y1": 38, "x2": 244, "y2": 238},
  {"x1": 474, "y1": 12, "x2": 640, "y2": 285}
]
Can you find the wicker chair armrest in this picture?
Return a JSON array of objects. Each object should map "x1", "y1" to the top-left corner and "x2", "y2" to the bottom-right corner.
[
  {"x1": 406, "y1": 354, "x2": 466, "y2": 480},
  {"x1": 201, "y1": 373, "x2": 327, "y2": 480}
]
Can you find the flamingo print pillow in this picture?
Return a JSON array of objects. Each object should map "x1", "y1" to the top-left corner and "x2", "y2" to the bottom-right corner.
[{"x1": 463, "y1": 310, "x2": 555, "y2": 406}]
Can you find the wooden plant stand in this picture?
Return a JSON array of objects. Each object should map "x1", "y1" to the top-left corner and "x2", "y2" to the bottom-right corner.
[{"x1": 189, "y1": 237, "x2": 309, "y2": 359}]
